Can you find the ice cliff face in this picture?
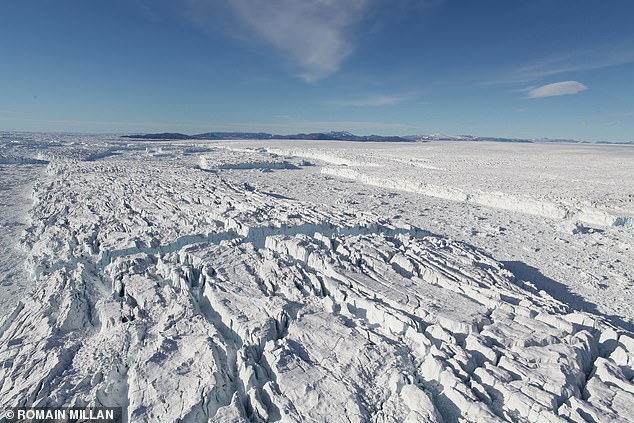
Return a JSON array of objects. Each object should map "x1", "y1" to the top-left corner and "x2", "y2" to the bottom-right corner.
[{"x1": 0, "y1": 144, "x2": 633, "y2": 422}]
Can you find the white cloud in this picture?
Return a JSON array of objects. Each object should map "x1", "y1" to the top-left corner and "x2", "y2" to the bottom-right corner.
[
  {"x1": 328, "y1": 94, "x2": 408, "y2": 107},
  {"x1": 527, "y1": 81, "x2": 588, "y2": 98},
  {"x1": 227, "y1": 0, "x2": 370, "y2": 82}
]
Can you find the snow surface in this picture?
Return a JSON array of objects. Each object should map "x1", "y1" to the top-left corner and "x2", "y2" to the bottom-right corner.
[{"x1": 0, "y1": 133, "x2": 633, "y2": 422}]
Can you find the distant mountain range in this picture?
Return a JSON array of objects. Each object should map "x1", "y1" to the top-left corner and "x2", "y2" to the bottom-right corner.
[
  {"x1": 121, "y1": 131, "x2": 632, "y2": 144},
  {"x1": 121, "y1": 131, "x2": 411, "y2": 142}
]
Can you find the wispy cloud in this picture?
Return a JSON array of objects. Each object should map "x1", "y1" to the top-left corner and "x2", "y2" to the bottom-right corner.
[
  {"x1": 327, "y1": 94, "x2": 409, "y2": 107},
  {"x1": 481, "y1": 44, "x2": 634, "y2": 87},
  {"x1": 516, "y1": 48, "x2": 634, "y2": 81},
  {"x1": 227, "y1": 0, "x2": 370, "y2": 82},
  {"x1": 139, "y1": 0, "x2": 444, "y2": 82},
  {"x1": 527, "y1": 81, "x2": 588, "y2": 98}
]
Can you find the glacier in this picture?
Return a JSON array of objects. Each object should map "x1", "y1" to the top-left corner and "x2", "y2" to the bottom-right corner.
[{"x1": 0, "y1": 133, "x2": 633, "y2": 422}]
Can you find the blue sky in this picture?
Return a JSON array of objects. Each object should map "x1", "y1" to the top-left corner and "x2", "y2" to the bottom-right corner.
[{"x1": 1, "y1": 0, "x2": 634, "y2": 141}]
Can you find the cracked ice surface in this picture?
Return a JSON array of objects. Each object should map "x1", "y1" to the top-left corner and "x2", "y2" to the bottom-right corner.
[{"x1": 0, "y1": 136, "x2": 633, "y2": 422}]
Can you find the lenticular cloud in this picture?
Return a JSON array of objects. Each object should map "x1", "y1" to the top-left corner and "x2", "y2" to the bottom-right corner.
[{"x1": 527, "y1": 81, "x2": 588, "y2": 98}]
